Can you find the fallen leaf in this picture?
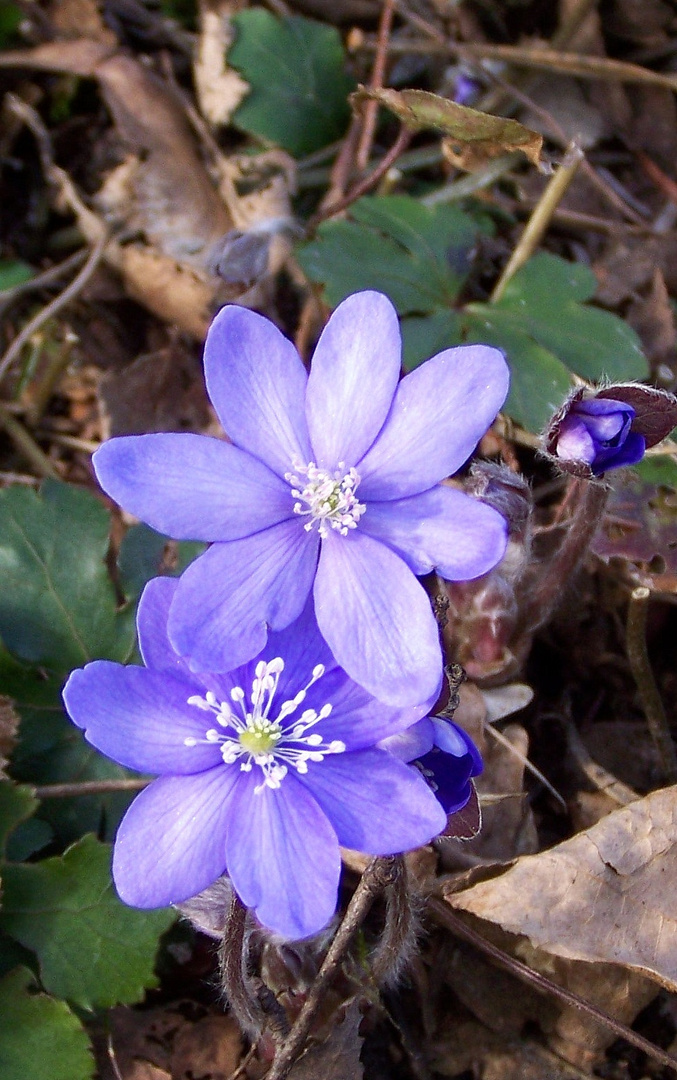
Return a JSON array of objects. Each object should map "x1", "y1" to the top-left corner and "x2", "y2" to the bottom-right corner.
[
  {"x1": 288, "y1": 999, "x2": 364, "y2": 1080},
  {"x1": 171, "y1": 1014, "x2": 242, "y2": 1080},
  {"x1": 352, "y1": 86, "x2": 543, "y2": 170},
  {"x1": 195, "y1": 0, "x2": 249, "y2": 126},
  {"x1": 447, "y1": 785, "x2": 677, "y2": 991},
  {"x1": 592, "y1": 469, "x2": 677, "y2": 579}
]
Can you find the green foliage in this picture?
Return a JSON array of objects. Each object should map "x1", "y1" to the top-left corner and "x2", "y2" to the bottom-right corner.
[
  {"x1": 230, "y1": 10, "x2": 353, "y2": 156},
  {"x1": 299, "y1": 196, "x2": 483, "y2": 314},
  {"x1": 0, "y1": 782, "x2": 38, "y2": 858},
  {"x1": 298, "y1": 201, "x2": 651, "y2": 432},
  {"x1": 118, "y1": 524, "x2": 205, "y2": 603},
  {"x1": 0, "y1": 259, "x2": 33, "y2": 292},
  {"x1": 633, "y1": 454, "x2": 677, "y2": 488},
  {"x1": 0, "y1": 835, "x2": 175, "y2": 1010},
  {"x1": 0, "y1": 967, "x2": 93, "y2": 1080},
  {"x1": 0, "y1": 4, "x2": 21, "y2": 49},
  {"x1": 0, "y1": 481, "x2": 135, "y2": 673}
]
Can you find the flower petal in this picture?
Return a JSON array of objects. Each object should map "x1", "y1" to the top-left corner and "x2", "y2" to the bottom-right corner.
[
  {"x1": 112, "y1": 769, "x2": 238, "y2": 907},
  {"x1": 360, "y1": 486, "x2": 507, "y2": 581},
  {"x1": 169, "y1": 522, "x2": 319, "y2": 672},
  {"x1": 225, "y1": 770, "x2": 340, "y2": 939},
  {"x1": 356, "y1": 344, "x2": 509, "y2": 499},
  {"x1": 314, "y1": 530, "x2": 443, "y2": 707},
  {"x1": 94, "y1": 434, "x2": 293, "y2": 541},
  {"x1": 204, "y1": 305, "x2": 312, "y2": 477},
  {"x1": 418, "y1": 747, "x2": 475, "y2": 815},
  {"x1": 260, "y1": 597, "x2": 337, "y2": 704},
  {"x1": 309, "y1": 672, "x2": 432, "y2": 749},
  {"x1": 297, "y1": 749, "x2": 446, "y2": 852},
  {"x1": 62, "y1": 662, "x2": 221, "y2": 775},
  {"x1": 379, "y1": 718, "x2": 435, "y2": 762},
  {"x1": 136, "y1": 576, "x2": 192, "y2": 678},
  {"x1": 305, "y1": 292, "x2": 401, "y2": 470}
]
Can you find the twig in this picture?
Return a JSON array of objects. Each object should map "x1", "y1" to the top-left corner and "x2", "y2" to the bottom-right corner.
[
  {"x1": 0, "y1": 402, "x2": 60, "y2": 479},
  {"x1": 490, "y1": 143, "x2": 584, "y2": 302},
  {"x1": 33, "y1": 778, "x2": 150, "y2": 798},
  {"x1": 308, "y1": 125, "x2": 411, "y2": 232},
  {"x1": 266, "y1": 856, "x2": 398, "y2": 1080},
  {"x1": 430, "y1": 899, "x2": 677, "y2": 1076},
  {"x1": 421, "y1": 152, "x2": 525, "y2": 207},
  {"x1": 355, "y1": 0, "x2": 396, "y2": 172},
  {"x1": 0, "y1": 234, "x2": 107, "y2": 385},
  {"x1": 0, "y1": 249, "x2": 87, "y2": 313},
  {"x1": 483, "y1": 723, "x2": 566, "y2": 809},
  {"x1": 626, "y1": 586, "x2": 677, "y2": 783}
]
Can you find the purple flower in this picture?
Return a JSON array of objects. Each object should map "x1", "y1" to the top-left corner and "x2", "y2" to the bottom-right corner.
[
  {"x1": 62, "y1": 577, "x2": 447, "y2": 940},
  {"x1": 554, "y1": 397, "x2": 645, "y2": 476},
  {"x1": 380, "y1": 715, "x2": 481, "y2": 817},
  {"x1": 93, "y1": 291, "x2": 509, "y2": 706}
]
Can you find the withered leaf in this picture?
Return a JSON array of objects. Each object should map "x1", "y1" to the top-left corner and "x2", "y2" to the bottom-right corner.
[
  {"x1": 288, "y1": 999, "x2": 364, "y2": 1080},
  {"x1": 592, "y1": 469, "x2": 677, "y2": 578},
  {"x1": 447, "y1": 785, "x2": 677, "y2": 991},
  {"x1": 597, "y1": 383, "x2": 677, "y2": 448},
  {"x1": 351, "y1": 87, "x2": 543, "y2": 170}
]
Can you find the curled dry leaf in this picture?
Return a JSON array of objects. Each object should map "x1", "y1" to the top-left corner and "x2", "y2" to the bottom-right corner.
[
  {"x1": 447, "y1": 785, "x2": 677, "y2": 991},
  {"x1": 351, "y1": 86, "x2": 543, "y2": 170},
  {"x1": 195, "y1": 0, "x2": 249, "y2": 127}
]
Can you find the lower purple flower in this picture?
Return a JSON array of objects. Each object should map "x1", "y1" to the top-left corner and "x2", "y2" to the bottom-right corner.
[
  {"x1": 62, "y1": 578, "x2": 447, "y2": 940},
  {"x1": 380, "y1": 715, "x2": 482, "y2": 817}
]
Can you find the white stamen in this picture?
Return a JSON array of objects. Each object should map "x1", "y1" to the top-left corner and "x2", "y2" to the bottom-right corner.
[
  {"x1": 284, "y1": 460, "x2": 366, "y2": 539},
  {"x1": 184, "y1": 657, "x2": 344, "y2": 792}
]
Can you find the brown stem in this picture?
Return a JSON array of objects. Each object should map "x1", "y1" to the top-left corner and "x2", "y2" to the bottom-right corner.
[
  {"x1": 355, "y1": 0, "x2": 396, "y2": 172},
  {"x1": 307, "y1": 125, "x2": 411, "y2": 233},
  {"x1": 266, "y1": 856, "x2": 398, "y2": 1080},
  {"x1": 33, "y1": 778, "x2": 150, "y2": 799},
  {"x1": 219, "y1": 891, "x2": 267, "y2": 1037}
]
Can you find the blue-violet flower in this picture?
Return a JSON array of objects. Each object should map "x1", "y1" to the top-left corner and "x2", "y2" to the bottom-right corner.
[
  {"x1": 62, "y1": 577, "x2": 447, "y2": 940},
  {"x1": 554, "y1": 397, "x2": 645, "y2": 475},
  {"x1": 380, "y1": 715, "x2": 482, "y2": 817},
  {"x1": 93, "y1": 290, "x2": 509, "y2": 706}
]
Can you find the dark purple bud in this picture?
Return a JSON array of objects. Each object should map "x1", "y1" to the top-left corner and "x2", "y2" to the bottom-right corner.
[
  {"x1": 417, "y1": 716, "x2": 483, "y2": 817},
  {"x1": 542, "y1": 387, "x2": 654, "y2": 477}
]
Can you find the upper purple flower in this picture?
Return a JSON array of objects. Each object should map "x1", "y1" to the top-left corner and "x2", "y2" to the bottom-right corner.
[
  {"x1": 62, "y1": 578, "x2": 446, "y2": 941},
  {"x1": 93, "y1": 291, "x2": 509, "y2": 706},
  {"x1": 555, "y1": 397, "x2": 645, "y2": 476}
]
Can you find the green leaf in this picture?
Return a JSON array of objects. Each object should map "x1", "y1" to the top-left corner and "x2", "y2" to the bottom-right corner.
[
  {"x1": 400, "y1": 311, "x2": 462, "y2": 372},
  {"x1": 230, "y1": 10, "x2": 353, "y2": 156},
  {"x1": 0, "y1": 967, "x2": 93, "y2": 1080},
  {"x1": 117, "y1": 524, "x2": 206, "y2": 603},
  {"x1": 463, "y1": 309, "x2": 573, "y2": 433},
  {"x1": 0, "y1": 481, "x2": 135, "y2": 673},
  {"x1": 0, "y1": 259, "x2": 33, "y2": 292},
  {"x1": 0, "y1": 835, "x2": 175, "y2": 1010},
  {"x1": 0, "y1": 782, "x2": 38, "y2": 860},
  {"x1": 297, "y1": 195, "x2": 483, "y2": 313},
  {"x1": 489, "y1": 252, "x2": 649, "y2": 383},
  {"x1": 633, "y1": 454, "x2": 677, "y2": 488}
]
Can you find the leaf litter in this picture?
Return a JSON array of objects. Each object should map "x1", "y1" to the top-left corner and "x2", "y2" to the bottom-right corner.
[{"x1": 3, "y1": 0, "x2": 677, "y2": 1078}]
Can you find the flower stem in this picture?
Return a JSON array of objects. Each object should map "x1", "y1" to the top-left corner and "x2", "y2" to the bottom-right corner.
[
  {"x1": 219, "y1": 890, "x2": 267, "y2": 1037},
  {"x1": 369, "y1": 855, "x2": 418, "y2": 987},
  {"x1": 626, "y1": 586, "x2": 677, "y2": 783},
  {"x1": 266, "y1": 856, "x2": 398, "y2": 1080}
]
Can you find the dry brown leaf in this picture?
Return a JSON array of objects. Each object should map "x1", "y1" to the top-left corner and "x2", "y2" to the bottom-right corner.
[
  {"x1": 171, "y1": 1014, "x2": 242, "y2": 1080},
  {"x1": 98, "y1": 344, "x2": 211, "y2": 437},
  {"x1": 195, "y1": 0, "x2": 249, "y2": 126},
  {"x1": 287, "y1": 999, "x2": 364, "y2": 1080},
  {"x1": 0, "y1": 696, "x2": 20, "y2": 780},
  {"x1": 447, "y1": 785, "x2": 677, "y2": 991},
  {"x1": 352, "y1": 86, "x2": 543, "y2": 170},
  {"x1": 113, "y1": 247, "x2": 223, "y2": 339}
]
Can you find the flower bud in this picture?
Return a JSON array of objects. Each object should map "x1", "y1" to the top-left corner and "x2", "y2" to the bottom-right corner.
[{"x1": 542, "y1": 384, "x2": 677, "y2": 478}]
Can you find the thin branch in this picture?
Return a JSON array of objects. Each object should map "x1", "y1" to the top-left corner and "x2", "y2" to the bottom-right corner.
[
  {"x1": 266, "y1": 856, "x2": 398, "y2": 1080},
  {"x1": 308, "y1": 125, "x2": 411, "y2": 233},
  {"x1": 0, "y1": 402, "x2": 61, "y2": 479},
  {"x1": 430, "y1": 899, "x2": 677, "y2": 1076},
  {"x1": 33, "y1": 778, "x2": 150, "y2": 799},
  {"x1": 355, "y1": 0, "x2": 396, "y2": 172},
  {"x1": 490, "y1": 143, "x2": 584, "y2": 302}
]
